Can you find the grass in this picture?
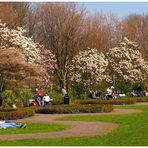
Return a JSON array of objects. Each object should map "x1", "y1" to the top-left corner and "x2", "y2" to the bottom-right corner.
[
  {"x1": 0, "y1": 104, "x2": 147, "y2": 146},
  {"x1": 0, "y1": 123, "x2": 70, "y2": 134}
]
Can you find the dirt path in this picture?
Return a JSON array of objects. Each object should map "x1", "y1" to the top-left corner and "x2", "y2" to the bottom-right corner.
[
  {"x1": 135, "y1": 102, "x2": 148, "y2": 106},
  {"x1": 0, "y1": 108, "x2": 142, "y2": 141}
]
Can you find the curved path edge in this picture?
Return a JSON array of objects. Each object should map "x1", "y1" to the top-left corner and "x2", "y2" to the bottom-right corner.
[{"x1": 0, "y1": 108, "x2": 142, "y2": 141}]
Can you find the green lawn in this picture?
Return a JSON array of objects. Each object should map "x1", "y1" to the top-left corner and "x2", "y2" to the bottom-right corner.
[
  {"x1": 0, "y1": 105, "x2": 148, "y2": 146},
  {"x1": 0, "y1": 123, "x2": 69, "y2": 134}
]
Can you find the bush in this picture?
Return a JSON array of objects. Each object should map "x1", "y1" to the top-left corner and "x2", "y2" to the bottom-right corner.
[
  {"x1": 0, "y1": 107, "x2": 35, "y2": 120},
  {"x1": 134, "y1": 96, "x2": 148, "y2": 102},
  {"x1": 69, "y1": 84, "x2": 86, "y2": 99},
  {"x1": 1, "y1": 90, "x2": 16, "y2": 107},
  {"x1": 0, "y1": 107, "x2": 16, "y2": 112},
  {"x1": 73, "y1": 98, "x2": 136, "y2": 105},
  {"x1": 16, "y1": 89, "x2": 34, "y2": 107},
  {"x1": 48, "y1": 91, "x2": 64, "y2": 105},
  {"x1": 35, "y1": 104, "x2": 113, "y2": 114},
  {"x1": 116, "y1": 81, "x2": 133, "y2": 95}
]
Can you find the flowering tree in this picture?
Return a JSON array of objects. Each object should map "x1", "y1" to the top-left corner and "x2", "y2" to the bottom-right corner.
[
  {"x1": 41, "y1": 49, "x2": 56, "y2": 86},
  {"x1": 41, "y1": 49, "x2": 56, "y2": 72},
  {"x1": 0, "y1": 20, "x2": 40, "y2": 63},
  {"x1": 106, "y1": 37, "x2": 148, "y2": 85},
  {"x1": 70, "y1": 48, "x2": 109, "y2": 87},
  {"x1": 0, "y1": 20, "x2": 55, "y2": 91},
  {"x1": 0, "y1": 47, "x2": 46, "y2": 92}
]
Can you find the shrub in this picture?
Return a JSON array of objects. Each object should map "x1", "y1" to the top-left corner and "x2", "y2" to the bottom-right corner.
[
  {"x1": 0, "y1": 107, "x2": 16, "y2": 112},
  {"x1": 0, "y1": 107, "x2": 35, "y2": 120},
  {"x1": 117, "y1": 81, "x2": 133, "y2": 95},
  {"x1": 73, "y1": 98, "x2": 135, "y2": 105},
  {"x1": 68, "y1": 86, "x2": 81, "y2": 101},
  {"x1": 16, "y1": 89, "x2": 34, "y2": 107},
  {"x1": 48, "y1": 91, "x2": 64, "y2": 105},
  {"x1": 35, "y1": 104, "x2": 113, "y2": 114},
  {"x1": 69, "y1": 84, "x2": 86, "y2": 99},
  {"x1": 1, "y1": 90, "x2": 16, "y2": 107},
  {"x1": 134, "y1": 96, "x2": 148, "y2": 102}
]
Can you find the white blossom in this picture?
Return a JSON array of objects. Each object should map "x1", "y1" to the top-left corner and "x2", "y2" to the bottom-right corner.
[
  {"x1": 107, "y1": 37, "x2": 148, "y2": 84},
  {"x1": 70, "y1": 48, "x2": 110, "y2": 85},
  {"x1": 0, "y1": 20, "x2": 40, "y2": 63}
]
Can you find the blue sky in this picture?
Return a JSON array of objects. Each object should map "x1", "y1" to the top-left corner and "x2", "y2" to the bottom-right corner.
[{"x1": 80, "y1": 2, "x2": 148, "y2": 19}]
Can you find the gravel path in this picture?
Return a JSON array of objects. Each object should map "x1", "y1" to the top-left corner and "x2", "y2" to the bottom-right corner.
[
  {"x1": 135, "y1": 102, "x2": 148, "y2": 106},
  {"x1": 0, "y1": 107, "x2": 142, "y2": 141}
]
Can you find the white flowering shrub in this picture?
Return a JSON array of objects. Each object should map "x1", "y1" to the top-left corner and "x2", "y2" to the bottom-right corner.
[
  {"x1": 70, "y1": 48, "x2": 110, "y2": 86},
  {"x1": 107, "y1": 37, "x2": 148, "y2": 84},
  {"x1": 0, "y1": 20, "x2": 40, "y2": 63}
]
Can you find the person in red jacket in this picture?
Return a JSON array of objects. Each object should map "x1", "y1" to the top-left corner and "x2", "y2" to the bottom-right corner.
[{"x1": 39, "y1": 87, "x2": 44, "y2": 98}]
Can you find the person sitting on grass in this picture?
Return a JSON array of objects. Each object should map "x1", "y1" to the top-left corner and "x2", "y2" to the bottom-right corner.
[{"x1": 0, "y1": 120, "x2": 26, "y2": 129}]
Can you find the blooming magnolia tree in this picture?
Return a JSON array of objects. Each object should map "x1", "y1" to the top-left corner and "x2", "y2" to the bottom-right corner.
[
  {"x1": 41, "y1": 49, "x2": 56, "y2": 86},
  {"x1": 0, "y1": 20, "x2": 56, "y2": 90},
  {"x1": 70, "y1": 48, "x2": 110, "y2": 86},
  {"x1": 41, "y1": 49, "x2": 56, "y2": 71},
  {"x1": 0, "y1": 20, "x2": 40, "y2": 63},
  {"x1": 107, "y1": 37, "x2": 148, "y2": 84}
]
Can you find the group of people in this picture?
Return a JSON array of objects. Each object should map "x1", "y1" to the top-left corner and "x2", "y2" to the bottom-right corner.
[
  {"x1": 89, "y1": 90, "x2": 102, "y2": 99},
  {"x1": 106, "y1": 86, "x2": 118, "y2": 99},
  {"x1": 32, "y1": 87, "x2": 53, "y2": 107},
  {"x1": 89, "y1": 86, "x2": 123, "y2": 99},
  {"x1": 30, "y1": 85, "x2": 69, "y2": 106}
]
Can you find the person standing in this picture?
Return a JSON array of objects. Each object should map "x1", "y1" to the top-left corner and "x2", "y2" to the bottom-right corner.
[
  {"x1": 39, "y1": 87, "x2": 44, "y2": 98},
  {"x1": 62, "y1": 86, "x2": 70, "y2": 104},
  {"x1": 39, "y1": 87, "x2": 44, "y2": 107},
  {"x1": 62, "y1": 86, "x2": 67, "y2": 95}
]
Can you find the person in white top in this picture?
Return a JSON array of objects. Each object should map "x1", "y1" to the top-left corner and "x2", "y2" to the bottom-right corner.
[
  {"x1": 62, "y1": 86, "x2": 67, "y2": 95},
  {"x1": 43, "y1": 94, "x2": 53, "y2": 105},
  {"x1": 107, "y1": 88, "x2": 112, "y2": 95}
]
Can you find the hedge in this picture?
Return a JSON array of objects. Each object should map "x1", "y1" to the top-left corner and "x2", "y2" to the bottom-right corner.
[
  {"x1": 134, "y1": 96, "x2": 148, "y2": 102},
  {"x1": 0, "y1": 107, "x2": 35, "y2": 120},
  {"x1": 35, "y1": 104, "x2": 113, "y2": 114},
  {"x1": 73, "y1": 98, "x2": 136, "y2": 105}
]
